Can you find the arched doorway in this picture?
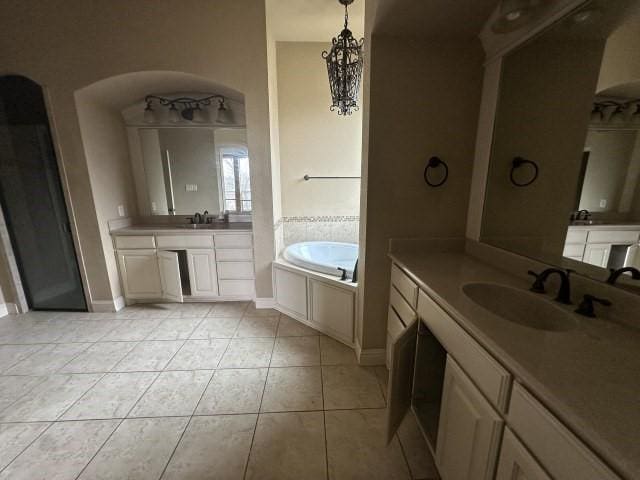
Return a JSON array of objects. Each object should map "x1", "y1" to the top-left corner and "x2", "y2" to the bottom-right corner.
[{"x1": 0, "y1": 75, "x2": 86, "y2": 310}]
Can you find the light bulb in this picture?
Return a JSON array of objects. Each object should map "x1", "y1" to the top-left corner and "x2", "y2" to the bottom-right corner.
[
  {"x1": 192, "y1": 106, "x2": 207, "y2": 123},
  {"x1": 168, "y1": 105, "x2": 181, "y2": 123},
  {"x1": 143, "y1": 103, "x2": 155, "y2": 124},
  {"x1": 216, "y1": 101, "x2": 234, "y2": 124}
]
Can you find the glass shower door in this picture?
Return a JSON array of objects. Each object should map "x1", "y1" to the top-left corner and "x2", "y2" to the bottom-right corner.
[{"x1": 0, "y1": 75, "x2": 86, "y2": 311}]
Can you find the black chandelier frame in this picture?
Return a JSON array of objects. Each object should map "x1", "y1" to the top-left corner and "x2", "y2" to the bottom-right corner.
[{"x1": 322, "y1": 0, "x2": 364, "y2": 116}]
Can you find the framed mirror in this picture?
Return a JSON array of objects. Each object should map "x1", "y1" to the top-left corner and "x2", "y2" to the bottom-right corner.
[
  {"x1": 132, "y1": 127, "x2": 251, "y2": 216},
  {"x1": 481, "y1": 0, "x2": 640, "y2": 290}
]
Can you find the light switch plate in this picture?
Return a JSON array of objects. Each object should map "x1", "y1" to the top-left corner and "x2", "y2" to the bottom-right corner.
[
  {"x1": 117, "y1": 205, "x2": 125, "y2": 217},
  {"x1": 185, "y1": 184, "x2": 198, "y2": 192},
  {"x1": 600, "y1": 199, "x2": 607, "y2": 208}
]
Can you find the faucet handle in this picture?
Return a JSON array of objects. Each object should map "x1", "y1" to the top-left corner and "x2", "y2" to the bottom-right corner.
[
  {"x1": 527, "y1": 270, "x2": 545, "y2": 293},
  {"x1": 575, "y1": 294, "x2": 611, "y2": 318},
  {"x1": 337, "y1": 268, "x2": 348, "y2": 281}
]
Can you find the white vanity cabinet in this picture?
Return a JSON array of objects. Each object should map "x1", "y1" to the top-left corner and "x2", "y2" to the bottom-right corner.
[
  {"x1": 113, "y1": 230, "x2": 254, "y2": 303},
  {"x1": 385, "y1": 262, "x2": 621, "y2": 480},
  {"x1": 435, "y1": 356, "x2": 503, "y2": 480},
  {"x1": 495, "y1": 428, "x2": 551, "y2": 480}
]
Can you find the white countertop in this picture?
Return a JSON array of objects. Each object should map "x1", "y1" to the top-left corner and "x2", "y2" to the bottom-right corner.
[
  {"x1": 569, "y1": 223, "x2": 640, "y2": 231},
  {"x1": 389, "y1": 250, "x2": 640, "y2": 480},
  {"x1": 110, "y1": 223, "x2": 253, "y2": 236}
]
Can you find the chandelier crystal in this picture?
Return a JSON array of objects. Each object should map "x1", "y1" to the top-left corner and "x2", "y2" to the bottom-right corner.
[{"x1": 322, "y1": 0, "x2": 364, "y2": 116}]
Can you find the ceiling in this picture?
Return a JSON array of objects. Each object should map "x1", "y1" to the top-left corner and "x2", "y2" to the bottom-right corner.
[
  {"x1": 266, "y1": 0, "x2": 365, "y2": 42},
  {"x1": 372, "y1": 0, "x2": 498, "y2": 39}
]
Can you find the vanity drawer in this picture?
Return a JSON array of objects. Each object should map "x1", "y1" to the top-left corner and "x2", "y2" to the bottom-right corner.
[
  {"x1": 156, "y1": 235, "x2": 213, "y2": 249},
  {"x1": 215, "y1": 248, "x2": 254, "y2": 261},
  {"x1": 562, "y1": 243, "x2": 585, "y2": 258},
  {"x1": 389, "y1": 285, "x2": 416, "y2": 326},
  {"x1": 214, "y1": 233, "x2": 252, "y2": 249},
  {"x1": 391, "y1": 264, "x2": 418, "y2": 308},
  {"x1": 508, "y1": 383, "x2": 619, "y2": 480},
  {"x1": 114, "y1": 235, "x2": 156, "y2": 249},
  {"x1": 219, "y1": 279, "x2": 255, "y2": 296},
  {"x1": 565, "y1": 230, "x2": 588, "y2": 244},
  {"x1": 417, "y1": 290, "x2": 511, "y2": 412},
  {"x1": 587, "y1": 230, "x2": 638, "y2": 244},
  {"x1": 217, "y1": 261, "x2": 254, "y2": 280}
]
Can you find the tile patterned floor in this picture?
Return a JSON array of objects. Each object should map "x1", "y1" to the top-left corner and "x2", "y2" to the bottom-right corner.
[{"x1": 0, "y1": 302, "x2": 436, "y2": 480}]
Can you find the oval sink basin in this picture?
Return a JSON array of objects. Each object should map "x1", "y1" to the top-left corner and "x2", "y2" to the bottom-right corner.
[{"x1": 462, "y1": 282, "x2": 577, "y2": 332}]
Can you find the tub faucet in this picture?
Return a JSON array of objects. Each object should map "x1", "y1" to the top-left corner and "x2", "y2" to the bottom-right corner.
[
  {"x1": 528, "y1": 268, "x2": 573, "y2": 304},
  {"x1": 606, "y1": 267, "x2": 640, "y2": 285}
]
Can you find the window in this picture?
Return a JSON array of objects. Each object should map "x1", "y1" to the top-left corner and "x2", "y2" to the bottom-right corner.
[{"x1": 221, "y1": 149, "x2": 251, "y2": 213}]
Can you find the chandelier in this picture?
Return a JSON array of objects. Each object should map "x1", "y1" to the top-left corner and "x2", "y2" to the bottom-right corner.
[{"x1": 322, "y1": 0, "x2": 364, "y2": 116}]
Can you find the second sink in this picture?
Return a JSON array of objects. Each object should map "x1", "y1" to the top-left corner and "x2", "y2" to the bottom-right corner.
[{"x1": 462, "y1": 282, "x2": 577, "y2": 332}]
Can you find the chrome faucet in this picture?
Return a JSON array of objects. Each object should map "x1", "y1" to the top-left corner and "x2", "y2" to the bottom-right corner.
[
  {"x1": 528, "y1": 268, "x2": 573, "y2": 304},
  {"x1": 606, "y1": 267, "x2": 640, "y2": 285}
]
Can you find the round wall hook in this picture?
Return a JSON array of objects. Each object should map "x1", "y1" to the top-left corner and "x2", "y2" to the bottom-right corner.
[
  {"x1": 510, "y1": 156, "x2": 539, "y2": 187},
  {"x1": 424, "y1": 156, "x2": 449, "y2": 187}
]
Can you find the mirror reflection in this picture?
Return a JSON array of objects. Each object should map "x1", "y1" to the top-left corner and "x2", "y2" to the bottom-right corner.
[
  {"x1": 137, "y1": 127, "x2": 250, "y2": 216},
  {"x1": 481, "y1": 0, "x2": 640, "y2": 287}
]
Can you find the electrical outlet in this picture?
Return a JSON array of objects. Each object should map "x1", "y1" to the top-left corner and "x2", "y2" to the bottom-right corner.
[
  {"x1": 117, "y1": 205, "x2": 125, "y2": 217},
  {"x1": 185, "y1": 184, "x2": 198, "y2": 192},
  {"x1": 151, "y1": 201, "x2": 157, "y2": 212},
  {"x1": 600, "y1": 199, "x2": 607, "y2": 208}
]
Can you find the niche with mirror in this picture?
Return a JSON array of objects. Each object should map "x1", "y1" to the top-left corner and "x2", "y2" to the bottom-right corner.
[{"x1": 481, "y1": 0, "x2": 640, "y2": 289}]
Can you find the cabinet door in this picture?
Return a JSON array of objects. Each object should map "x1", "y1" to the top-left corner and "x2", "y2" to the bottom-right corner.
[
  {"x1": 496, "y1": 428, "x2": 551, "y2": 480},
  {"x1": 117, "y1": 249, "x2": 162, "y2": 299},
  {"x1": 583, "y1": 244, "x2": 611, "y2": 267},
  {"x1": 435, "y1": 356, "x2": 503, "y2": 480},
  {"x1": 187, "y1": 249, "x2": 218, "y2": 297},
  {"x1": 158, "y1": 250, "x2": 183, "y2": 302},
  {"x1": 386, "y1": 314, "x2": 418, "y2": 442}
]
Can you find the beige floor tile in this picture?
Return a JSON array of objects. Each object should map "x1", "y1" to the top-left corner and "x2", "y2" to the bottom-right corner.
[
  {"x1": 0, "y1": 376, "x2": 46, "y2": 412},
  {"x1": 11, "y1": 320, "x2": 68, "y2": 344},
  {"x1": 0, "y1": 420, "x2": 119, "y2": 480},
  {"x1": 112, "y1": 308, "x2": 172, "y2": 320},
  {"x1": 0, "y1": 345, "x2": 43, "y2": 373},
  {"x1": 190, "y1": 317, "x2": 241, "y2": 338},
  {"x1": 270, "y1": 336, "x2": 321, "y2": 367},
  {"x1": 244, "y1": 303, "x2": 280, "y2": 317},
  {"x1": 320, "y1": 336, "x2": 357, "y2": 365},
  {"x1": 207, "y1": 301, "x2": 249, "y2": 317},
  {"x1": 261, "y1": 367, "x2": 323, "y2": 412},
  {"x1": 166, "y1": 339, "x2": 229, "y2": 370},
  {"x1": 0, "y1": 374, "x2": 102, "y2": 422},
  {"x1": 78, "y1": 417, "x2": 189, "y2": 480},
  {"x1": 325, "y1": 409, "x2": 411, "y2": 480},
  {"x1": 219, "y1": 338, "x2": 274, "y2": 368},
  {"x1": 61, "y1": 372, "x2": 158, "y2": 420},
  {"x1": 129, "y1": 370, "x2": 213, "y2": 417},
  {"x1": 276, "y1": 315, "x2": 321, "y2": 337},
  {"x1": 55, "y1": 321, "x2": 118, "y2": 343},
  {"x1": 100, "y1": 319, "x2": 163, "y2": 341},
  {"x1": 164, "y1": 303, "x2": 213, "y2": 318},
  {"x1": 5, "y1": 343, "x2": 91, "y2": 375},
  {"x1": 59, "y1": 342, "x2": 137, "y2": 374},
  {"x1": 322, "y1": 366, "x2": 386, "y2": 410},
  {"x1": 162, "y1": 414, "x2": 257, "y2": 480},
  {"x1": 145, "y1": 318, "x2": 203, "y2": 340},
  {"x1": 195, "y1": 368, "x2": 267, "y2": 414},
  {"x1": 245, "y1": 411, "x2": 326, "y2": 480},
  {"x1": 397, "y1": 411, "x2": 438, "y2": 480},
  {"x1": 374, "y1": 366, "x2": 389, "y2": 401},
  {"x1": 0, "y1": 423, "x2": 50, "y2": 470},
  {"x1": 113, "y1": 340, "x2": 184, "y2": 372},
  {"x1": 234, "y1": 316, "x2": 279, "y2": 338}
]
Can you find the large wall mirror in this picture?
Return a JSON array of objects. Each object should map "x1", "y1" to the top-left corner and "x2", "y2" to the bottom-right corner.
[
  {"x1": 130, "y1": 126, "x2": 250, "y2": 217},
  {"x1": 481, "y1": 0, "x2": 640, "y2": 289}
]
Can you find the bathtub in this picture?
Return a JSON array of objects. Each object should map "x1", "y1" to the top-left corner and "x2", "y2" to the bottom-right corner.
[{"x1": 283, "y1": 241, "x2": 358, "y2": 278}]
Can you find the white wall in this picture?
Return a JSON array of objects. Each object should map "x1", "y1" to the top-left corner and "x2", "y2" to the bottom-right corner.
[{"x1": 277, "y1": 42, "x2": 362, "y2": 218}]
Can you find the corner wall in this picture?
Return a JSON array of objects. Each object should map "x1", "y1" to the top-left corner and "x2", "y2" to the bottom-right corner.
[{"x1": 358, "y1": 35, "x2": 485, "y2": 350}]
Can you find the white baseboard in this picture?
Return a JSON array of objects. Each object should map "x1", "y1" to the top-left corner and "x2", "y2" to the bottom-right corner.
[
  {"x1": 356, "y1": 344, "x2": 386, "y2": 366},
  {"x1": 91, "y1": 296, "x2": 125, "y2": 313},
  {"x1": 254, "y1": 297, "x2": 276, "y2": 309}
]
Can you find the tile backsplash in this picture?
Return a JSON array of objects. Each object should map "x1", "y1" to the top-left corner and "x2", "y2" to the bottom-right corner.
[{"x1": 281, "y1": 216, "x2": 359, "y2": 247}]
